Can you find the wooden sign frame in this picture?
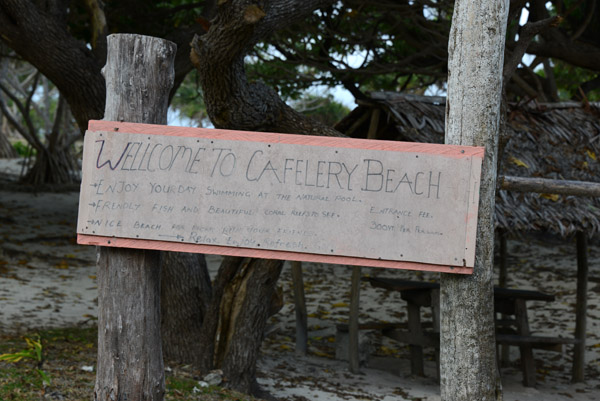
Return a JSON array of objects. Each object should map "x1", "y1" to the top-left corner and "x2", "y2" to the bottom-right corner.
[{"x1": 78, "y1": 120, "x2": 484, "y2": 274}]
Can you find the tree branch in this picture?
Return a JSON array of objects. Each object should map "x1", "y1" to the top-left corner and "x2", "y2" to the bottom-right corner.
[
  {"x1": 191, "y1": 0, "x2": 341, "y2": 136},
  {"x1": 0, "y1": 80, "x2": 41, "y2": 147},
  {"x1": 0, "y1": 0, "x2": 106, "y2": 130},
  {"x1": 503, "y1": 16, "x2": 560, "y2": 85},
  {"x1": 0, "y1": 89, "x2": 41, "y2": 149}
]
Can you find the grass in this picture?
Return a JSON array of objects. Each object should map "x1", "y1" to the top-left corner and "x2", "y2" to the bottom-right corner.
[{"x1": 0, "y1": 326, "x2": 261, "y2": 401}]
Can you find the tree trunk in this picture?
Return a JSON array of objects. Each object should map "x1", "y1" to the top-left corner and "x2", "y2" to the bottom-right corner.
[
  {"x1": 219, "y1": 258, "x2": 283, "y2": 394},
  {"x1": 441, "y1": 1, "x2": 509, "y2": 401},
  {"x1": 0, "y1": 0, "x2": 105, "y2": 130},
  {"x1": 0, "y1": 128, "x2": 16, "y2": 158},
  {"x1": 21, "y1": 147, "x2": 77, "y2": 185},
  {"x1": 160, "y1": 251, "x2": 212, "y2": 365},
  {"x1": 95, "y1": 34, "x2": 176, "y2": 401},
  {"x1": 191, "y1": 0, "x2": 337, "y2": 394}
]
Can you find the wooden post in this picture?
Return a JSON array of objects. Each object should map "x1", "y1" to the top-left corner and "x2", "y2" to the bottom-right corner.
[
  {"x1": 407, "y1": 302, "x2": 424, "y2": 376},
  {"x1": 94, "y1": 34, "x2": 176, "y2": 401},
  {"x1": 572, "y1": 231, "x2": 588, "y2": 382},
  {"x1": 499, "y1": 229, "x2": 511, "y2": 365},
  {"x1": 515, "y1": 299, "x2": 536, "y2": 386},
  {"x1": 347, "y1": 108, "x2": 379, "y2": 372},
  {"x1": 348, "y1": 265, "x2": 361, "y2": 373},
  {"x1": 291, "y1": 261, "x2": 308, "y2": 355},
  {"x1": 441, "y1": 1, "x2": 509, "y2": 400}
]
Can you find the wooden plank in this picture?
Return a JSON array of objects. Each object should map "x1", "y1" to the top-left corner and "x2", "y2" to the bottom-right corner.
[
  {"x1": 383, "y1": 329, "x2": 439, "y2": 348},
  {"x1": 493, "y1": 287, "x2": 555, "y2": 302},
  {"x1": 495, "y1": 334, "x2": 580, "y2": 346},
  {"x1": 78, "y1": 234, "x2": 471, "y2": 274},
  {"x1": 336, "y1": 322, "x2": 406, "y2": 332},
  {"x1": 77, "y1": 121, "x2": 484, "y2": 272}
]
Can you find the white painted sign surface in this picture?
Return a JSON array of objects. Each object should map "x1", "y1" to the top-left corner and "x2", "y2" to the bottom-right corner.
[{"x1": 77, "y1": 128, "x2": 483, "y2": 267}]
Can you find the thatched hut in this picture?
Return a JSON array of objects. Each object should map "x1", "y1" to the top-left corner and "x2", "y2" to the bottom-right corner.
[
  {"x1": 335, "y1": 91, "x2": 600, "y2": 384},
  {"x1": 335, "y1": 91, "x2": 600, "y2": 238}
]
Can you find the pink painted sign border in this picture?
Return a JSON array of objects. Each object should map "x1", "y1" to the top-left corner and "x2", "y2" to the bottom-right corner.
[{"x1": 77, "y1": 120, "x2": 483, "y2": 275}]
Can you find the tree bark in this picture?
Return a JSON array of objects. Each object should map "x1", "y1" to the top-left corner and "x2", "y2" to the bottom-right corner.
[
  {"x1": 0, "y1": 0, "x2": 207, "y2": 131},
  {"x1": 0, "y1": 0, "x2": 106, "y2": 130},
  {"x1": 441, "y1": 1, "x2": 509, "y2": 400},
  {"x1": 95, "y1": 34, "x2": 176, "y2": 401},
  {"x1": 160, "y1": 251, "x2": 212, "y2": 365},
  {"x1": 0, "y1": 128, "x2": 16, "y2": 158},
  {"x1": 191, "y1": 0, "x2": 337, "y2": 394}
]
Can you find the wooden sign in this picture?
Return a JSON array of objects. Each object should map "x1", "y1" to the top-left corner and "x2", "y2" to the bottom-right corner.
[{"x1": 77, "y1": 120, "x2": 484, "y2": 274}]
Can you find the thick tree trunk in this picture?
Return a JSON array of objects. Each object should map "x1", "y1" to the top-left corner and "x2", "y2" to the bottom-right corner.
[
  {"x1": 160, "y1": 251, "x2": 212, "y2": 365},
  {"x1": 0, "y1": 0, "x2": 106, "y2": 130},
  {"x1": 441, "y1": 1, "x2": 509, "y2": 401},
  {"x1": 21, "y1": 147, "x2": 77, "y2": 185},
  {"x1": 191, "y1": 0, "x2": 336, "y2": 394},
  {"x1": 219, "y1": 258, "x2": 284, "y2": 394},
  {"x1": 95, "y1": 34, "x2": 176, "y2": 401},
  {"x1": 0, "y1": 128, "x2": 16, "y2": 158}
]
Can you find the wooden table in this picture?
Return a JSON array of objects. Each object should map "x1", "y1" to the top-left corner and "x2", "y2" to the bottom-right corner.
[{"x1": 360, "y1": 277, "x2": 580, "y2": 386}]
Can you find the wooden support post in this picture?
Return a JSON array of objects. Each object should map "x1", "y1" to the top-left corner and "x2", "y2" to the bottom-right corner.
[
  {"x1": 349, "y1": 265, "x2": 361, "y2": 373},
  {"x1": 94, "y1": 34, "x2": 176, "y2": 401},
  {"x1": 515, "y1": 299, "x2": 536, "y2": 387},
  {"x1": 431, "y1": 289, "x2": 440, "y2": 381},
  {"x1": 441, "y1": 1, "x2": 508, "y2": 399},
  {"x1": 572, "y1": 231, "x2": 588, "y2": 382},
  {"x1": 499, "y1": 230, "x2": 508, "y2": 288},
  {"x1": 499, "y1": 229, "x2": 510, "y2": 366},
  {"x1": 291, "y1": 261, "x2": 308, "y2": 355},
  {"x1": 367, "y1": 108, "x2": 381, "y2": 139},
  {"x1": 408, "y1": 302, "x2": 425, "y2": 376}
]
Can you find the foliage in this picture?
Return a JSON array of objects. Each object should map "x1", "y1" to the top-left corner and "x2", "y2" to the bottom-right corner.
[
  {"x1": 0, "y1": 327, "x2": 263, "y2": 401},
  {"x1": 551, "y1": 61, "x2": 600, "y2": 101},
  {"x1": 11, "y1": 140, "x2": 35, "y2": 158},
  {"x1": 0, "y1": 49, "x2": 80, "y2": 184},
  {"x1": 0, "y1": 334, "x2": 50, "y2": 388},
  {"x1": 170, "y1": 69, "x2": 209, "y2": 127},
  {"x1": 247, "y1": 1, "x2": 453, "y2": 100},
  {"x1": 291, "y1": 92, "x2": 350, "y2": 126}
]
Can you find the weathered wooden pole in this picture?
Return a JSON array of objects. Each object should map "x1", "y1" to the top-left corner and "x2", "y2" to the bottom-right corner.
[
  {"x1": 441, "y1": 1, "x2": 509, "y2": 400},
  {"x1": 572, "y1": 230, "x2": 588, "y2": 382},
  {"x1": 500, "y1": 176, "x2": 600, "y2": 197},
  {"x1": 95, "y1": 34, "x2": 176, "y2": 401}
]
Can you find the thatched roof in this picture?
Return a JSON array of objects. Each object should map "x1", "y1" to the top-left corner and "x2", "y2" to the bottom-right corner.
[{"x1": 335, "y1": 92, "x2": 600, "y2": 238}]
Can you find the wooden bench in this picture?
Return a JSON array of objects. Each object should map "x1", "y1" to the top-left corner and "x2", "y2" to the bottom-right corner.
[{"x1": 355, "y1": 277, "x2": 576, "y2": 387}]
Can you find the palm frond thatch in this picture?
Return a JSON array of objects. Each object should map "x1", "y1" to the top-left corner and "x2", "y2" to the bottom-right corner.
[{"x1": 335, "y1": 92, "x2": 600, "y2": 237}]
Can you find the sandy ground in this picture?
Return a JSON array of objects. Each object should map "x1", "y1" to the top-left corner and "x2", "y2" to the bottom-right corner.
[{"x1": 1, "y1": 157, "x2": 599, "y2": 400}]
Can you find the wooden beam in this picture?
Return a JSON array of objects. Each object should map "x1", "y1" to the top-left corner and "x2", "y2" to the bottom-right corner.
[{"x1": 500, "y1": 176, "x2": 600, "y2": 197}]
